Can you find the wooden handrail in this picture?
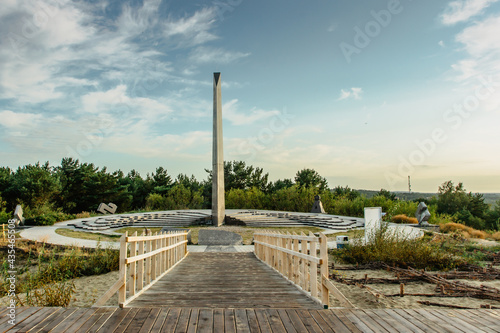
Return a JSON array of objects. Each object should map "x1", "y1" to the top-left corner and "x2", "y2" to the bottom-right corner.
[
  {"x1": 254, "y1": 230, "x2": 353, "y2": 309},
  {"x1": 93, "y1": 230, "x2": 189, "y2": 308}
]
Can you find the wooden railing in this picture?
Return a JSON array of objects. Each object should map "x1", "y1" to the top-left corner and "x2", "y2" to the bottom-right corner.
[
  {"x1": 94, "y1": 230, "x2": 189, "y2": 308},
  {"x1": 254, "y1": 231, "x2": 354, "y2": 309}
]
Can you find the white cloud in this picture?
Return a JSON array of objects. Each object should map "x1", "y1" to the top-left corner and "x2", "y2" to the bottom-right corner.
[
  {"x1": 81, "y1": 85, "x2": 172, "y2": 120},
  {"x1": 439, "y1": 40, "x2": 445, "y2": 47},
  {"x1": 337, "y1": 87, "x2": 363, "y2": 101},
  {"x1": 441, "y1": 0, "x2": 499, "y2": 25},
  {"x1": 222, "y1": 99, "x2": 280, "y2": 125},
  {"x1": 456, "y1": 16, "x2": 500, "y2": 57},
  {"x1": 0, "y1": 110, "x2": 42, "y2": 129},
  {"x1": 189, "y1": 47, "x2": 250, "y2": 64},
  {"x1": 163, "y1": 8, "x2": 218, "y2": 46}
]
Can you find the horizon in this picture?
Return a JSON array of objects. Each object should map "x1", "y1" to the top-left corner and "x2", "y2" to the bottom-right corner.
[{"x1": 1, "y1": 0, "x2": 500, "y2": 193}]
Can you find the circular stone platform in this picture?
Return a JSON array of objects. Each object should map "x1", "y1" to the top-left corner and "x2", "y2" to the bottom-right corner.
[{"x1": 66, "y1": 209, "x2": 364, "y2": 231}]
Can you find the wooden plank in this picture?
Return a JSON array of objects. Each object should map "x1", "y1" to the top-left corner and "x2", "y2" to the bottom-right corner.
[
  {"x1": 254, "y1": 309, "x2": 272, "y2": 333},
  {"x1": 129, "y1": 231, "x2": 138, "y2": 297},
  {"x1": 224, "y1": 309, "x2": 236, "y2": 333},
  {"x1": 137, "y1": 237, "x2": 145, "y2": 293},
  {"x1": 253, "y1": 241, "x2": 320, "y2": 264},
  {"x1": 186, "y1": 308, "x2": 199, "y2": 333},
  {"x1": 283, "y1": 309, "x2": 308, "y2": 332},
  {"x1": 323, "y1": 310, "x2": 362, "y2": 333},
  {"x1": 246, "y1": 309, "x2": 261, "y2": 333},
  {"x1": 48, "y1": 308, "x2": 89, "y2": 333},
  {"x1": 387, "y1": 309, "x2": 436, "y2": 333},
  {"x1": 467, "y1": 310, "x2": 500, "y2": 330},
  {"x1": 234, "y1": 309, "x2": 251, "y2": 333},
  {"x1": 309, "y1": 233, "x2": 318, "y2": 300},
  {"x1": 93, "y1": 307, "x2": 131, "y2": 332},
  {"x1": 213, "y1": 309, "x2": 224, "y2": 333},
  {"x1": 300, "y1": 232, "x2": 308, "y2": 292},
  {"x1": 152, "y1": 308, "x2": 173, "y2": 332},
  {"x1": 127, "y1": 232, "x2": 188, "y2": 242},
  {"x1": 263, "y1": 309, "x2": 286, "y2": 333},
  {"x1": 411, "y1": 309, "x2": 466, "y2": 333},
  {"x1": 342, "y1": 309, "x2": 387, "y2": 333},
  {"x1": 50, "y1": 308, "x2": 98, "y2": 333},
  {"x1": 0, "y1": 307, "x2": 45, "y2": 333},
  {"x1": 454, "y1": 310, "x2": 498, "y2": 333},
  {"x1": 370, "y1": 309, "x2": 413, "y2": 333},
  {"x1": 69, "y1": 307, "x2": 115, "y2": 333},
  {"x1": 197, "y1": 309, "x2": 213, "y2": 333},
  {"x1": 253, "y1": 233, "x2": 317, "y2": 242},
  {"x1": 113, "y1": 308, "x2": 139, "y2": 332},
  {"x1": 295, "y1": 309, "x2": 324, "y2": 333},
  {"x1": 124, "y1": 308, "x2": 152, "y2": 333},
  {"x1": 174, "y1": 308, "x2": 191, "y2": 333},
  {"x1": 29, "y1": 308, "x2": 75, "y2": 333},
  {"x1": 86, "y1": 308, "x2": 117, "y2": 333},
  {"x1": 118, "y1": 232, "x2": 128, "y2": 307},
  {"x1": 276, "y1": 309, "x2": 297, "y2": 333},
  {"x1": 138, "y1": 308, "x2": 161, "y2": 333},
  {"x1": 313, "y1": 310, "x2": 352, "y2": 333},
  {"x1": 431, "y1": 309, "x2": 485, "y2": 333},
  {"x1": 391, "y1": 309, "x2": 439, "y2": 333}
]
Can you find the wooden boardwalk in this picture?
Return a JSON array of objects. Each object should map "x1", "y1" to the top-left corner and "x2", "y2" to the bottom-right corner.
[
  {"x1": 127, "y1": 252, "x2": 322, "y2": 309},
  {"x1": 1, "y1": 306, "x2": 499, "y2": 332}
]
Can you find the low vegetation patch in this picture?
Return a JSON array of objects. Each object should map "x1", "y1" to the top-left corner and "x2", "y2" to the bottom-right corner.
[
  {"x1": 440, "y1": 222, "x2": 498, "y2": 240},
  {"x1": 0, "y1": 238, "x2": 119, "y2": 306},
  {"x1": 390, "y1": 214, "x2": 418, "y2": 224},
  {"x1": 331, "y1": 224, "x2": 466, "y2": 270}
]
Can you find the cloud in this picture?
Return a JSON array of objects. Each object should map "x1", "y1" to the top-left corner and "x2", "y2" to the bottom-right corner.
[
  {"x1": 223, "y1": 99, "x2": 280, "y2": 125},
  {"x1": 0, "y1": 110, "x2": 42, "y2": 129},
  {"x1": 188, "y1": 47, "x2": 250, "y2": 64},
  {"x1": 81, "y1": 85, "x2": 172, "y2": 120},
  {"x1": 337, "y1": 87, "x2": 363, "y2": 101},
  {"x1": 449, "y1": 14, "x2": 500, "y2": 112},
  {"x1": 441, "y1": 0, "x2": 499, "y2": 25},
  {"x1": 163, "y1": 7, "x2": 218, "y2": 47},
  {"x1": 439, "y1": 40, "x2": 445, "y2": 47}
]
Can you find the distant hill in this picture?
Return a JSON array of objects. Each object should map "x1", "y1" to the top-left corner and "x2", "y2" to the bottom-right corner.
[{"x1": 356, "y1": 190, "x2": 500, "y2": 205}]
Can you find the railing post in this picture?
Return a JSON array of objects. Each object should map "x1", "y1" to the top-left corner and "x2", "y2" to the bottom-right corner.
[
  {"x1": 137, "y1": 231, "x2": 144, "y2": 291},
  {"x1": 300, "y1": 232, "x2": 307, "y2": 292},
  {"x1": 118, "y1": 231, "x2": 128, "y2": 307},
  {"x1": 319, "y1": 232, "x2": 329, "y2": 308},
  {"x1": 129, "y1": 231, "x2": 137, "y2": 297},
  {"x1": 309, "y1": 232, "x2": 318, "y2": 299}
]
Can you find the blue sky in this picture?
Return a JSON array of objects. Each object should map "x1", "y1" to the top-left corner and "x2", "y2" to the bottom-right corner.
[{"x1": 1, "y1": 0, "x2": 500, "y2": 192}]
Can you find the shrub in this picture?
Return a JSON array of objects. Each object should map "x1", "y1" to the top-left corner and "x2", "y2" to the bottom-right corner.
[
  {"x1": 332, "y1": 223, "x2": 465, "y2": 270},
  {"x1": 21, "y1": 281, "x2": 75, "y2": 307},
  {"x1": 76, "y1": 211, "x2": 91, "y2": 219},
  {"x1": 391, "y1": 214, "x2": 418, "y2": 224},
  {"x1": 491, "y1": 231, "x2": 500, "y2": 241}
]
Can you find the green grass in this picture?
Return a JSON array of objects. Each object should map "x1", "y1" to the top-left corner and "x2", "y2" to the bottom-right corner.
[{"x1": 55, "y1": 229, "x2": 121, "y2": 243}]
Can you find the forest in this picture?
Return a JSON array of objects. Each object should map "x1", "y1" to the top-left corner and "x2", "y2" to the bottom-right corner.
[{"x1": 0, "y1": 158, "x2": 499, "y2": 231}]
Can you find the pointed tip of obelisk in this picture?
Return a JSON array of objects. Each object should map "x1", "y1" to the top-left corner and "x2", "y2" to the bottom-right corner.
[{"x1": 214, "y1": 72, "x2": 221, "y2": 84}]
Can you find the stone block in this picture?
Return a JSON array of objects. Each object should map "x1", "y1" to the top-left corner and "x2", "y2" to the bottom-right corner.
[{"x1": 198, "y1": 229, "x2": 243, "y2": 246}]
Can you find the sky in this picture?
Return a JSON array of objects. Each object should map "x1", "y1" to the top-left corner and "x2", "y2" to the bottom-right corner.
[{"x1": 1, "y1": 0, "x2": 500, "y2": 193}]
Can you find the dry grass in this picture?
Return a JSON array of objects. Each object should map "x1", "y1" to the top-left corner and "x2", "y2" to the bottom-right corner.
[
  {"x1": 391, "y1": 214, "x2": 418, "y2": 224},
  {"x1": 440, "y1": 222, "x2": 491, "y2": 240},
  {"x1": 76, "y1": 212, "x2": 91, "y2": 219}
]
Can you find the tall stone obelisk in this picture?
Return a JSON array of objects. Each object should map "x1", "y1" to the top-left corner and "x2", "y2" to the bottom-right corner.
[{"x1": 212, "y1": 72, "x2": 225, "y2": 226}]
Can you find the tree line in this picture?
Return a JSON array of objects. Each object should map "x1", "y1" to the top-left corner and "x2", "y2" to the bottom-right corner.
[{"x1": 0, "y1": 158, "x2": 498, "y2": 230}]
